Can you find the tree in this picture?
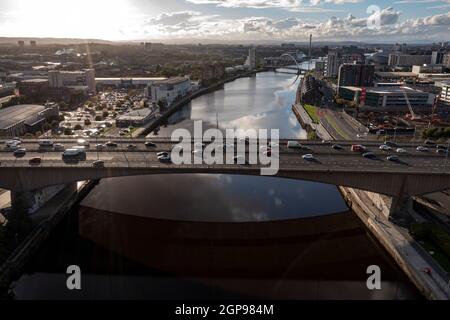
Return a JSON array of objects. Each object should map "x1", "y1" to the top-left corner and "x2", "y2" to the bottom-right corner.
[
  {"x1": 42, "y1": 123, "x2": 51, "y2": 131},
  {"x1": 95, "y1": 115, "x2": 103, "y2": 121},
  {"x1": 102, "y1": 111, "x2": 109, "y2": 118},
  {"x1": 64, "y1": 128, "x2": 73, "y2": 135},
  {"x1": 84, "y1": 119, "x2": 91, "y2": 126},
  {"x1": 74, "y1": 124, "x2": 83, "y2": 130}
]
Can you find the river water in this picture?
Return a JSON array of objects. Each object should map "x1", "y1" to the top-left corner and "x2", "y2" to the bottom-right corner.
[{"x1": 11, "y1": 71, "x2": 421, "y2": 299}]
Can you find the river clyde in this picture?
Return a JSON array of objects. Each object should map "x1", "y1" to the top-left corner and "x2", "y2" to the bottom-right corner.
[{"x1": 12, "y1": 71, "x2": 421, "y2": 299}]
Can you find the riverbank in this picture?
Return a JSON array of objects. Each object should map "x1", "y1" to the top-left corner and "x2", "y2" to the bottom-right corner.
[
  {"x1": 0, "y1": 180, "x2": 98, "y2": 295},
  {"x1": 292, "y1": 99, "x2": 450, "y2": 299}
]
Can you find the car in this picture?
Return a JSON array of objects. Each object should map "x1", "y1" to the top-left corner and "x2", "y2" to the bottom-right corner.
[
  {"x1": 96, "y1": 144, "x2": 106, "y2": 150},
  {"x1": 332, "y1": 144, "x2": 343, "y2": 150},
  {"x1": 379, "y1": 144, "x2": 391, "y2": 151},
  {"x1": 301, "y1": 146, "x2": 312, "y2": 151},
  {"x1": 126, "y1": 144, "x2": 137, "y2": 150},
  {"x1": 351, "y1": 144, "x2": 366, "y2": 152},
  {"x1": 233, "y1": 155, "x2": 249, "y2": 165},
  {"x1": 302, "y1": 154, "x2": 314, "y2": 161},
  {"x1": 387, "y1": 155, "x2": 400, "y2": 162},
  {"x1": 321, "y1": 140, "x2": 331, "y2": 145},
  {"x1": 12, "y1": 137, "x2": 22, "y2": 142},
  {"x1": 436, "y1": 145, "x2": 448, "y2": 150},
  {"x1": 7, "y1": 143, "x2": 20, "y2": 151},
  {"x1": 13, "y1": 148, "x2": 26, "y2": 157},
  {"x1": 157, "y1": 151, "x2": 169, "y2": 157},
  {"x1": 5, "y1": 140, "x2": 21, "y2": 147},
  {"x1": 362, "y1": 152, "x2": 376, "y2": 159},
  {"x1": 396, "y1": 148, "x2": 407, "y2": 154},
  {"x1": 158, "y1": 154, "x2": 171, "y2": 163},
  {"x1": 416, "y1": 146, "x2": 428, "y2": 152},
  {"x1": 29, "y1": 157, "x2": 42, "y2": 165},
  {"x1": 384, "y1": 141, "x2": 398, "y2": 147},
  {"x1": 144, "y1": 141, "x2": 156, "y2": 147},
  {"x1": 53, "y1": 143, "x2": 65, "y2": 151},
  {"x1": 92, "y1": 160, "x2": 104, "y2": 167},
  {"x1": 77, "y1": 138, "x2": 90, "y2": 146},
  {"x1": 424, "y1": 140, "x2": 436, "y2": 146},
  {"x1": 38, "y1": 139, "x2": 54, "y2": 147},
  {"x1": 436, "y1": 149, "x2": 449, "y2": 155},
  {"x1": 106, "y1": 141, "x2": 118, "y2": 147},
  {"x1": 287, "y1": 141, "x2": 302, "y2": 149}
]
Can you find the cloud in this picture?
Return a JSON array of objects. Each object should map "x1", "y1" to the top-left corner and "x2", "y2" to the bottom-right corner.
[
  {"x1": 185, "y1": 0, "x2": 363, "y2": 12},
  {"x1": 141, "y1": 7, "x2": 450, "y2": 42}
]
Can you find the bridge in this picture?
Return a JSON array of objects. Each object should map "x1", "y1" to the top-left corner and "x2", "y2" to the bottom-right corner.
[
  {"x1": 263, "y1": 53, "x2": 308, "y2": 75},
  {"x1": 1, "y1": 138, "x2": 450, "y2": 220}
]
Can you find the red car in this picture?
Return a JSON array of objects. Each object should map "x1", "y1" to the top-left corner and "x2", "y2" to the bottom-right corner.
[{"x1": 29, "y1": 157, "x2": 42, "y2": 165}]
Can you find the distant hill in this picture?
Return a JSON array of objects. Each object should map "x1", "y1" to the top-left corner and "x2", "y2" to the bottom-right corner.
[{"x1": 0, "y1": 37, "x2": 114, "y2": 46}]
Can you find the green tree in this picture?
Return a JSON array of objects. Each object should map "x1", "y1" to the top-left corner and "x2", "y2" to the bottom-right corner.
[
  {"x1": 64, "y1": 128, "x2": 73, "y2": 135},
  {"x1": 74, "y1": 124, "x2": 83, "y2": 130}
]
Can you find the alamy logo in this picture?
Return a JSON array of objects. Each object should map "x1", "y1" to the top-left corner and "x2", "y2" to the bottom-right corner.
[
  {"x1": 367, "y1": 5, "x2": 382, "y2": 30},
  {"x1": 170, "y1": 120, "x2": 280, "y2": 176},
  {"x1": 366, "y1": 265, "x2": 381, "y2": 290},
  {"x1": 66, "y1": 265, "x2": 81, "y2": 290}
]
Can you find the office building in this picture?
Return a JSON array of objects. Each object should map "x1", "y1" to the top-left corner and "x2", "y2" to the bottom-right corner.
[
  {"x1": 48, "y1": 69, "x2": 96, "y2": 94},
  {"x1": 436, "y1": 80, "x2": 450, "y2": 108},
  {"x1": 339, "y1": 86, "x2": 434, "y2": 111},
  {"x1": 412, "y1": 65, "x2": 444, "y2": 74},
  {"x1": 149, "y1": 77, "x2": 191, "y2": 106},
  {"x1": 245, "y1": 47, "x2": 256, "y2": 70},
  {"x1": 443, "y1": 53, "x2": 450, "y2": 68},
  {"x1": 17, "y1": 78, "x2": 49, "y2": 102},
  {"x1": 325, "y1": 51, "x2": 340, "y2": 77},
  {"x1": 431, "y1": 51, "x2": 445, "y2": 65},
  {"x1": 116, "y1": 108, "x2": 155, "y2": 128},
  {"x1": 338, "y1": 63, "x2": 375, "y2": 87},
  {"x1": 388, "y1": 54, "x2": 431, "y2": 67}
]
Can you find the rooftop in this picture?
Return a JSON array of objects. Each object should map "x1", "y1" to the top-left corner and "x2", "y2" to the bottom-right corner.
[
  {"x1": 0, "y1": 104, "x2": 47, "y2": 130},
  {"x1": 375, "y1": 72, "x2": 417, "y2": 78},
  {"x1": 154, "y1": 77, "x2": 190, "y2": 85},
  {"x1": 341, "y1": 86, "x2": 426, "y2": 95}
]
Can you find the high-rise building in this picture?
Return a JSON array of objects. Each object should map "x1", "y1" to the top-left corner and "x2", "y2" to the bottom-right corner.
[
  {"x1": 431, "y1": 51, "x2": 445, "y2": 65},
  {"x1": 325, "y1": 51, "x2": 340, "y2": 77},
  {"x1": 388, "y1": 54, "x2": 431, "y2": 67},
  {"x1": 30, "y1": 40, "x2": 37, "y2": 47},
  {"x1": 245, "y1": 47, "x2": 256, "y2": 70},
  {"x1": 48, "y1": 69, "x2": 96, "y2": 94},
  {"x1": 443, "y1": 53, "x2": 450, "y2": 68},
  {"x1": 18, "y1": 40, "x2": 25, "y2": 48},
  {"x1": 338, "y1": 63, "x2": 375, "y2": 87}
]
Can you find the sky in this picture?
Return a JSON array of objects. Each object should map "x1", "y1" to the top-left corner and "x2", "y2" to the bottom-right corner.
[{"x1": 0, "y1": 0, "x2": 449, "y2": 43}]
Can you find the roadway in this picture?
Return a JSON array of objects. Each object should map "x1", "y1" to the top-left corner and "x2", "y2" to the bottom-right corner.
[{"x1": 1, "y1": 139, "x2": 450, "y2": 174}]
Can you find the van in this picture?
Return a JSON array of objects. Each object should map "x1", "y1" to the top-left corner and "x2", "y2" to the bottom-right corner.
[
  {"x1": 287, "y1": 141, "x2": 302, "y2": 149},
  {"x1": 38, "y1": 139, "x2": 54, "y2": 146}
]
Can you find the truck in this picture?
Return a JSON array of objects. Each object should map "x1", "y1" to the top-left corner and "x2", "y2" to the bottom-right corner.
[{"x1": 62, "y1": 148, "x2": 86, "y2": 161}]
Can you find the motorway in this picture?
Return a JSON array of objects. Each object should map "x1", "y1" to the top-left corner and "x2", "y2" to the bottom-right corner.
[{"x1": 1, "y1": 139, "x2": 450, "y2": 173}]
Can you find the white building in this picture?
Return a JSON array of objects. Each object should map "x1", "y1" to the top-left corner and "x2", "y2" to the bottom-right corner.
[
  {"x1": 245, "y1": 47, "x2": 256, "y2": 70},
  {"x1": 48, "y1": 69, "x2": 96, "y2": 93},
  {"x1": 148, "y1": 77, "x2": 191, "y2": 106},
  {"x1": 436, "y1": 80, "x2": 450, "y2": 108}
]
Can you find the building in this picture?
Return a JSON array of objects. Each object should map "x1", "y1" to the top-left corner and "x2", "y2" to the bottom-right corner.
[
  {"x1": 30, "y1": 40, "x2": 37, "y2": 48},
  {"x1": 431, "y1": 51, "x2": 445, "y2": 65},
  {"x1": 148, "y1": 77, "x2": 191, "y2": 106},
  {"x1": 245, "y1": 47, "x2": 256, "y2": 70},
  {"x1": 96, "y1": 77, "x2": 166, "y2": 89},
  {"x1": 325, "y1": 51, "x2": 340, "y2": 77},
  {"x1": 17, "y1": 78, "x2": 48, "y2": 102},
  {"x1": 298, "y1": 75, "x2": 322, "y2": 106},
  {"x1": 339, "y1": 86, "x2": 434, "y2": 111},
  {"x1": 412, "y1": 64, "x2": 444, "y2": 74},
  {"x1": 388, "y1": 54, "x2": 431, "y2": 67},
  {"x1": 201, "y1": 63, "x2": 225, "y2": 81},
  {"x1": 436, "y1": 80, "x2": 450, "y2": 108},
  {"x1": 18, "y1": 41, "x2": 25, "y2": 48},
  {"x1": 48, "y1": 69, "x2": 96, "y2": 94},
  {"x1": 443, "y1": 53, "x2": 450, "y2": 68},
  {"x1": 116, "y1": 108, "x2": 155, "y2": 128},
  {"x1": 375, "y1": 71, "x2": 418, "y2": 82},
  {"x1": 0, "y1": 103, "x2": 59, "y2": 136},
  {"x1": 338, "y1": 63, "x2": 375, "y2": 87}
]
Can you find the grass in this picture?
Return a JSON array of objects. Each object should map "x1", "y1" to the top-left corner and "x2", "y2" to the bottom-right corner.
[
  {"x1": 420, "y1": 240, "x2": 450, "y2": 272},
  {"x1": 324, "y1": 114, "x2": 351, "y2": 140},
  {"x1": 303, "y1": 104, "x2": 320, "y2": 124}
]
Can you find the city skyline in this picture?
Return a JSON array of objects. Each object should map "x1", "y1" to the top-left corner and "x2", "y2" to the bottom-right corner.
[{"x1": 0, "y1": 0, "x2": 449, "y2": 43}]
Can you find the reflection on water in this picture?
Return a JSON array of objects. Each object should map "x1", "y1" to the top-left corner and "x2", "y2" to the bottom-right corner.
[
  {"x1": 13, "y1": 174, "x2": 421, "y2": 299},
  {"x1": 151, "y1": 72, "x2": 305, "y2": 139}
]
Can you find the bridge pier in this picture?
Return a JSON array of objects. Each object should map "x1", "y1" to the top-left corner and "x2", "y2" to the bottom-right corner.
[
  {"x1": 11, "y1": 183, "x2": 75, "y2": 215},
  {"x1": 389, "y1": 195, "x2": 414, "y2": 223}
]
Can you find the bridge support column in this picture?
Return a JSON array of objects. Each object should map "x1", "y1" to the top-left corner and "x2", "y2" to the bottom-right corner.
[
  {"x1": 388, "y1": 195, "x2": 413, "y2": 223},
  {"x1": 11, "y1": 183, "x2": 74, "y2": 215}
]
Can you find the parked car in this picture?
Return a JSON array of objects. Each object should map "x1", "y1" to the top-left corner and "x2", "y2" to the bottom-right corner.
[{"x1": 29, "y1": 157, "x2": 41, "y2": 165}]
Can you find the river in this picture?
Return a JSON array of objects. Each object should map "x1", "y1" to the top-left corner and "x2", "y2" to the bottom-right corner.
[{"x1": 11, "y1": 71, "x2": 422, "y2": 299}]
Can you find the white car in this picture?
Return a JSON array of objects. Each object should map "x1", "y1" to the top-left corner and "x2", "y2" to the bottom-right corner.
[
  {"x1": 379, "y1": 144, "x2": 391, "y2": 151},
  {"x1": 302, "y1": 154, "x2": 314, "y2": 161},
  {"x1": 158, "y1": 154, "x2": 171, "y2": 163},
  {"x1": 396, "y1": 148, "x2": 407, "y2": 154},
  {"x1": 416, "y1": 146, "x2": 428, "y2": 152},
  {"x1": 53, "y1": 143, "x2": 65, "y2": 151}
]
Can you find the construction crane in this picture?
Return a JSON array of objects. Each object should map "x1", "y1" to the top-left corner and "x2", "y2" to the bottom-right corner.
[{"x1": 403, "y1": 88, "x2": 421, "y2": 121}]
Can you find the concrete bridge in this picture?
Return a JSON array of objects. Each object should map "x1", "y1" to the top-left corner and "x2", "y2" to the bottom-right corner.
[{"x1": 1, "y1": 138, "x2": 450, "y2": 219}]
